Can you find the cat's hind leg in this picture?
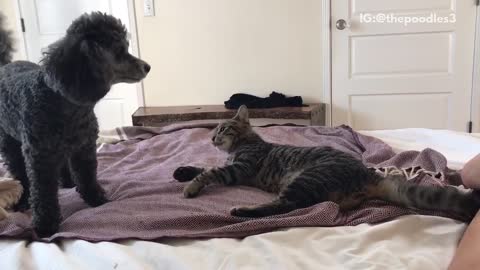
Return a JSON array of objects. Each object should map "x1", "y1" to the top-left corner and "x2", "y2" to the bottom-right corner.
[
  {"x1": 230, "y1": 169, "x2": 322, "y2": 217},
  {"x1": 231, "y1": 165, "x2": 367, "y2": 217},
  {"x1": 173, "y1": 166, "x2": 205, "y2": 182},
  {"x1": 334, "y1": 192, "x2": 369, "y2": 211}
]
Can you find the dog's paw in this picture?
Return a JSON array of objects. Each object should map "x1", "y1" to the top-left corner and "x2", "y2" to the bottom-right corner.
[
  {"x1": 32, "y1": 212, "x2": 61, "y2": 238},
  {"x1": 174, "y1": 166, "x2": 202, "y2": 182},
  {"x1": 87, "y1": 194, "x2": 109, "y2": 207},
  {"x1": 34, "y1": 224, "x2": 59, "y2": 238},
  {"x1": 81, "y1": 186, "x2": 109, "y2": 207},
  {"x1": 85, "y1": 193, "x2": 108, "y2": 207}
]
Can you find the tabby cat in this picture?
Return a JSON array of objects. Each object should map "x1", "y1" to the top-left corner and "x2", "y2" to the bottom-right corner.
[{"x1": 174, "y1": 105, "x2": 479, "y2": 219}]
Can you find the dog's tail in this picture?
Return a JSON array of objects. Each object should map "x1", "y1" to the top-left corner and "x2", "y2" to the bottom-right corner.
[{"x1": 0, "y1": 13, "x2": 14, "y2": 67}]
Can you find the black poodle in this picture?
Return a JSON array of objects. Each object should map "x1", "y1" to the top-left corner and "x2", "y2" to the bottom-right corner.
[{"x1": 0, "y1": 12, "x2": 150, "y2": 237}]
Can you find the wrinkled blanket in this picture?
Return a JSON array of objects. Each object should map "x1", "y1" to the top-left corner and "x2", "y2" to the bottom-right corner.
[{"x1": 0, "y1": 124, "x2": 466, "y2": 242}]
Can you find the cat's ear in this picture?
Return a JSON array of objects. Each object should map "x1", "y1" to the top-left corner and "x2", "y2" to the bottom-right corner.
[{"x1": 234, "y1": 105, "x2": 249, "y2": 123}]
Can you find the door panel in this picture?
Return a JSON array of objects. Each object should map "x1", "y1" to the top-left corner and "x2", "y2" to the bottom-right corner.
[
  {"x1": 19, "y1": 0, "x2": 139, "y2": 130},
  {"x1": 35, "y1": 0, "x2": 110, "y2": 34},
  {"x1": 351, "y1": 0, "x2": 453, "y2": 14},
  {"x1": 21, "y1": 0, "x2": 111, "y2": 63},
  {"x1": 332, "y1": 0, "x2": 476, "y2": 131},
  {"x1": 349, "y1": 93, "x2": 451, "y2": 130},
  {"x1": 351, "y1": 33, "x2": 452, "y2": 77}
]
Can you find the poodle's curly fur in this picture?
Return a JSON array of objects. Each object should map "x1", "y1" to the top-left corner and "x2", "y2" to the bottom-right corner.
[{"x1": 0, "y1": 12, "x2": 150, "y2": 237}]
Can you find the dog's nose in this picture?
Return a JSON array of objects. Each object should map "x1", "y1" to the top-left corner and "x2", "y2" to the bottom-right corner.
[{"x1": 143, "y1": 63, "x2": 151, "y2": 73}]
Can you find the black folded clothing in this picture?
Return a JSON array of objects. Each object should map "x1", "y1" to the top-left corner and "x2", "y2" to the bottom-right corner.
[{"x1": 224, "y1": 91, "x2": 303, "y2": 109}]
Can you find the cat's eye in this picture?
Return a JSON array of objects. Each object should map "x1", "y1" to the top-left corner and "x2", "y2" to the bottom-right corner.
[{"x1": 219, "y1": 127, "x2": 227, "y2": 132}]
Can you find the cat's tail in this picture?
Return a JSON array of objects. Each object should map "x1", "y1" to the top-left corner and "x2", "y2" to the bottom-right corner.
[
  {"x1": 0, "y1": 13, "x2": 14, "y2": 67},
  {"x1": 369, "y1": 174, "x2": 480, "y2": 219}
]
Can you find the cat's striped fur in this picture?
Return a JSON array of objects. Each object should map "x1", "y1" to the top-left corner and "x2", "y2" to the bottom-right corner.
[{"x1": 174, "y1": 106, "x2": 479, "y2": 219}]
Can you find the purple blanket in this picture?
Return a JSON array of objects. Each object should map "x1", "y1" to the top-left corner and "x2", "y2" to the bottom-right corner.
[{"x1": 0, "y1": 124, "x2": 465, "y2": 242}]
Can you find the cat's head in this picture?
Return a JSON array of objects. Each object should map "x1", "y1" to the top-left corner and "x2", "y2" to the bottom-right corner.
[{"x1": 212, "y1": 105, "x2": 253, "y2": 152}]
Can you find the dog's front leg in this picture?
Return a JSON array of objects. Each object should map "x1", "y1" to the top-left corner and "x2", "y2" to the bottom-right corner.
[
  {"x1": 22, "y1": 146, "x2": 62, "y2": 238},
  {"x1": 69, "y1": 142, "x2": 108, "y2": 207}
]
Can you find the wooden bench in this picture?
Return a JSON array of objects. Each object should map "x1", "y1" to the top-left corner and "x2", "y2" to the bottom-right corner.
[{"x1": 132, "y1": 104, "x2": 326, "y2": 127}]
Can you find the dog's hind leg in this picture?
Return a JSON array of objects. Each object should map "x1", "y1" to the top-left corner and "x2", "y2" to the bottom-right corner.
[
  {"x1": 0, "y1": 130, "x2": 30, "y2": 211},
  {"x1": 69, "y1": 141, "x2": 108, "y2": 207}
]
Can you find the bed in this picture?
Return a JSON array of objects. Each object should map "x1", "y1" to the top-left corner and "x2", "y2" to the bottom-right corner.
[{"x1": 0, "y1": 126, "x2": 478, "y2": 270}]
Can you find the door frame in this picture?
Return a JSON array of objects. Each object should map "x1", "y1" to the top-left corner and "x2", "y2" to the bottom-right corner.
[
  {"x1": 11, "y1": 0, "x2": 27, "y2": 60},
  {"x1": 127, "y1": 0, "x2": 145, "y2": 107},
  {"x1": 322, "y1": 0, "x2": 332, "y2": 127},
  {"x1": 471, "y1": 5, "x2": 480, "y2": 133},
  {"x1": 11, "y1": 0, "x2": 145, "y2": 107}
]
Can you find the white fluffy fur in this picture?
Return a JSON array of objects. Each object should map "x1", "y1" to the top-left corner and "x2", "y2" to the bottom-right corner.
[{"x1": 0, "y1": 178, "x2": 23, "y2": 220}]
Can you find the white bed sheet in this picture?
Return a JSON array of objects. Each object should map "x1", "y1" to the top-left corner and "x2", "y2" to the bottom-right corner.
[
  {"x1": 361, "y1": 128, "x2": 480, "y2": 170},
  {"x1": 0, "y1": 128, "x2": 477, "y2": 270}
]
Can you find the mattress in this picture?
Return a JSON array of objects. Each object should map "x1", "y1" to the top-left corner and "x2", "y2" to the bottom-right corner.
[{"x1": 0, "y1": 128, "x2": 475, "y2": 270}]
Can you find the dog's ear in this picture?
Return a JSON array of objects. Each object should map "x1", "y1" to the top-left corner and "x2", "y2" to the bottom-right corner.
[{"x1": 42, "y1": 37, "x2": 114, "y2": 105}]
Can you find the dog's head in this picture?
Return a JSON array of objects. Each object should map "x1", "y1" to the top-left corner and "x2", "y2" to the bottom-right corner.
[{"x1": 42, "y1": 12, "x2": 150, "y2": 106}]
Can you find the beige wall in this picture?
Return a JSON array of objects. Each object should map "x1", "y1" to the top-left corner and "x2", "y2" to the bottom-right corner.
[
  {"x1": 0, "y1": 0, "x2": 25, "y2": 61},
  {"x1": 134, "y1": 0, "x2": 324, "y2": 106},
  {"x1": 1, "y1": 0, "x2": 325, "y2": 107}
]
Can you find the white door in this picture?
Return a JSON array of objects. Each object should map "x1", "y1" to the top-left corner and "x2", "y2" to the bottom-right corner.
[
  {"x1": 18, "y1": 0, "x2": 142, "y2": 130},
  {"x1": 332, "y1": 0, "x2": 477, "y2": 131}
]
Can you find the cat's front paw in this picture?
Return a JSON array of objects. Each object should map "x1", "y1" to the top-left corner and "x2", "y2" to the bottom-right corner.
[
  {"x1": 174, "y1": 166, "x2": 202, "y2": 182},
  {"x1": 183, "y1": 181, "x2": 203, "y2": 198},
  {"x1": 230, "y1": 206, "x2": 254, "y2": 217}
]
